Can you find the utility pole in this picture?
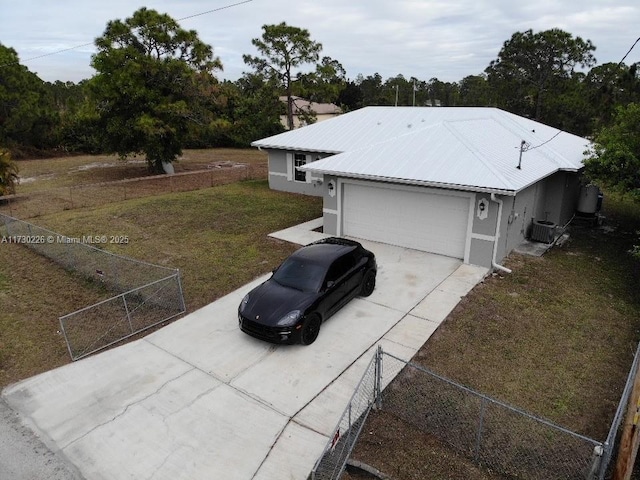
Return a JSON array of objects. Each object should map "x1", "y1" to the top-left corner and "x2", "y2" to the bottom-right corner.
[
  {"x1": 613, "y1": 362, "x2": 640, "y2": 480},
  {"x1": 413, "y1": 80, "x2": 416, "y2": 107}
]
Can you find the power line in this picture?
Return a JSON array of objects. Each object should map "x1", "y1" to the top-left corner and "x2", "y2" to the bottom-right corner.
[
  {"x1": 176, "y1": 0, "x2": 253, "y2": 21},
  {"x1": 0, "y1": 0, "x2": 253, "y2": 69},
  {"x1": 520, "y1": 34, "x2": 640, "y2": 158},
  {"x1": 524, "y1": 130, "x2": 562, "y2": 151},
  {"x1": 618, "y1": 36, "x2": 640, "y2": 66},
  {"x1": 517, "y1": 130, "x2": 563, "y2": 168}
]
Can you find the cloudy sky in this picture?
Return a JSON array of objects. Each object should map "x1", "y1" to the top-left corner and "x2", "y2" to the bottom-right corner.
[{"x1": 2, "y1": 0, "x2": 639, "y2": 84}]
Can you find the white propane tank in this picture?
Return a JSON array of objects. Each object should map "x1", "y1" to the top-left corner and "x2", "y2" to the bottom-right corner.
[
  {"x1": 577, "y1": 185, "x2": 599, "y2": 215},
  {"x1": 162, "y1": 161, "x2": 175, "y2": 175}
]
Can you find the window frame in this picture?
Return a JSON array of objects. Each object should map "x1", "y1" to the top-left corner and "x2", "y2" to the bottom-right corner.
[{"x1": 293, "y1": 153, "x2": 308, "y2": 183}]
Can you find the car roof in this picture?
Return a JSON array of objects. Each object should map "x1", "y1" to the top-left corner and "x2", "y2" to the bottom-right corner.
[{"x1": 291, "y1": 242, "x2": 357, "y2": 264}]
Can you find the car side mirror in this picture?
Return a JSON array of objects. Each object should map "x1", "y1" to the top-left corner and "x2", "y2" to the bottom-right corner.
[{"x1": 325, "y1": 280, "x2": 335, "y2": 290}]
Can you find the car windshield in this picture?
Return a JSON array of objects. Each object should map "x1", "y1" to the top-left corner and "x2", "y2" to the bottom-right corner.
[{"x1": 272, "y1": 256, "x2": 327, "y2": 293}]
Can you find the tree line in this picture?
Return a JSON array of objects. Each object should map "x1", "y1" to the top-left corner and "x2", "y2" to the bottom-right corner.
[{"x1": 0, "y1": 8, "x2": 639, "y2": 198}]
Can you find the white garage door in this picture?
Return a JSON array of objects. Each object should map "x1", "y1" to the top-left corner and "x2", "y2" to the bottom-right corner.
[{"x1": 343, "y1": 183, "x2": 470, "y2": 258}]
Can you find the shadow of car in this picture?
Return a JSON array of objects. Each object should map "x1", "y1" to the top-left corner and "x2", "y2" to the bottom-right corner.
[{"x1": 238, "y1": 237, "x2": 377, "y2": 345}]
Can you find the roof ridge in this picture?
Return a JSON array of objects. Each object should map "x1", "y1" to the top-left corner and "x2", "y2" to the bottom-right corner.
[{"x1": 442, "y1": 120, "x2": 514, "y2": 190}]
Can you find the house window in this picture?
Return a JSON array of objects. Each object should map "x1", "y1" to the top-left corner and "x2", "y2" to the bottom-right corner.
[{"x1": 294, "y1": 154, "x2": 307, "y2": 182}]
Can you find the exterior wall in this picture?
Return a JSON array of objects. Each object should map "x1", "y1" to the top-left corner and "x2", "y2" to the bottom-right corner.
[
  {"x1": 468, "y1": 194, "x2": 497, "y2": 269},
  {"x1": 492, "y1": 181, "x2": 546, "y2": 265},
  {"x1": 266, "y1": 149, "x2": 332, "y2": 197},
  {"x1": 322, "y1": 174, "x2": 339, "y2": 236},
  {"x1": 543, "y1": 172, "x2": 581, "y2": 226},
  {"x1": 320, "y1": 172, "x2": 582, "y2": 269},
  {"x1": 492, "y1": 172, "x2": 582, "y2": 265},
  {"x1": 509, "y1": 183, "x2": 544, "y2": 253},
  {"x1": 469, "y1": 238, "x2": 494, "y2": 268}
]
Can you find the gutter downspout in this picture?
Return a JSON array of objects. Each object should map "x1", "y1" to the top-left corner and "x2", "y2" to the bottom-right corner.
[{"x1": 490, "y1": 193, "x2": 512, "y2": 274}]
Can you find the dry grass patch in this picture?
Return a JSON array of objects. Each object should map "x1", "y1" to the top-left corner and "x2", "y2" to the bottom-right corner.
[
  {"x1": 0, "y1": 179, "x2": 321, "y2": 388},
  {"x1": 349, "y1": 195, "x2": 640, "y2": 478},
  {"x1": 0, "y1": 244, "x2": 109, "y2": 387},
  {"x1": 14, "y1": 148, "x2": 267, "y2": 193},
  {"x1": 32, "y1": 180, "x2": 321, "y2": 311},
  {"x1": 346, "y1": 410, "x2": 506, "y2": 480}
]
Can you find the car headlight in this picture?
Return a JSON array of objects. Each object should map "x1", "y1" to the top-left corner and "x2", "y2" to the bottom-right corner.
[
  {"x1": 240, "y1": 294, "x2": 250, "y2": 313},
  {"x1": 276, "y1": 310, "x2": 302, "y2": 326}
]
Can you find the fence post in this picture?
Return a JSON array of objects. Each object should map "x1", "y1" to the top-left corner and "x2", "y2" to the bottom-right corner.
[
  {"x1": 59, "y1": 316, "x2": 75, "y2": 360},
  {"x1": 474, "y1": 396, "x2": 488, "y2": 463},
  {"x1": 601, "y1": 342, "x2": 640, "y2": 479},
  {"x1": 113, "y1": 253, "x2": 120, "y2": 291},
  {"x1": 176, "y1": 270, "x2": 186, "y2": 312},
  {"x1": 122, "y1": 294, "x2": 134, "y2": 334},
  {"x1": 66, "y1": 238, "x2": 75, "y2": 270},
  {"x1": 375, "y1": 345, "x2": 383, "y2": 409},
  {"x1": 588, "y1": 445, "x2": 604, "y2": 480},
  {"x1": 612, "y1": 357, "x2": 640, "y2": 480}
]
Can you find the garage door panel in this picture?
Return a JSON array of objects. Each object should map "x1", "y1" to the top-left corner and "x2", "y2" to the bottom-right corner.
[{"x1": 343, "y1": 183, "x2": 469, "y2": 258}]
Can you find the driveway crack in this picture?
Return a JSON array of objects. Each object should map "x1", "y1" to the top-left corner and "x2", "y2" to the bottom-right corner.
[{"x1": 61, "y1": 368, "x2": 195, "y2": 450}]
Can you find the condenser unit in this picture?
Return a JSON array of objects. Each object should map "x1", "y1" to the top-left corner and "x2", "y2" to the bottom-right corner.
[{"x1": 530, "y1": 220, "x2": 556, "y2": 244}]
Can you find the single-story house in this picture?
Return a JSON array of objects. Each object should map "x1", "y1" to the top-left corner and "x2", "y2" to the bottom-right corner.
[
  {"x1": 252, "y1": 107, "x2": 590, "y2": 270},
  {"x1": 279, "y1": 96, "x2": 342, "y2": 129}
]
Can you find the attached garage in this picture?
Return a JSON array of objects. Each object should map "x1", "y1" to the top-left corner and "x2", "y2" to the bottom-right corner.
[{"x1": 341, "y1": 182, "x2": 472, "y2": 259}]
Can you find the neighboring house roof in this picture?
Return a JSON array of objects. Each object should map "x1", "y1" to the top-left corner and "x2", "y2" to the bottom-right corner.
[
  {"x1": 253, "y1": 106, "x2": 590, "y2": 195},
  {"x1": 279, "y1": 96, "x2": 342, "y2": 115}
]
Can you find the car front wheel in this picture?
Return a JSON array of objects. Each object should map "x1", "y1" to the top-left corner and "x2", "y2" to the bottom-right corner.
[
  {"x1": 300, "y1": 314, "x2": 321, "y2": 345},
  {"x1": 360, "y1": 270, "x2": 376, "y2": 297}
]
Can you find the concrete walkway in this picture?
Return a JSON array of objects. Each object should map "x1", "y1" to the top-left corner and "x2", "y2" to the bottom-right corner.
[{"x1": 2, "y1": 219, "x2": 487, "y2": 480}]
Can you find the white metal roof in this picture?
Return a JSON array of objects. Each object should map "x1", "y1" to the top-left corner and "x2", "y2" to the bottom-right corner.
[{"x1": 252, "y1": 106, "x2": 590, "y2": 194}]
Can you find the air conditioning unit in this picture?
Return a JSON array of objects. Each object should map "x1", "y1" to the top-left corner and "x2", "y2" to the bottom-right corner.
[{"x1": 530, "y1": 220, "x2": 556, "y2": 244}]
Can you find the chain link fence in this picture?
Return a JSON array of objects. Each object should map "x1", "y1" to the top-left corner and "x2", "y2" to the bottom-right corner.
[
  {"x1": 311, "y1": 347, "x2": 382, "y2": 480},
  {"x1": 59, "y1": 274, "x2": 184, "y2": 360},
  {"x1": 598, "y1": 341, "x2": 640, "y2": 479},
  {"x1": 311, "y1": 346, "x2": 621, "y2": 480},
  {"x1": 379, "y1": 351, "x2": 604, "y2": 480},
  {"x1": 0, "y1": 164, "x2": 267, "y2": 219},
  {"x1": 1, "y1": 213, "x2": 186, "y2": 360}
]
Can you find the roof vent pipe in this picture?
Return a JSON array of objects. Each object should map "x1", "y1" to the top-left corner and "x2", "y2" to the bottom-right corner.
[
  {"x1": 516, "y1": 140, "x2": 526, "y2": 170},
  {"x1": 490, "y1": 193, "x2": 512, "y2": 274}
]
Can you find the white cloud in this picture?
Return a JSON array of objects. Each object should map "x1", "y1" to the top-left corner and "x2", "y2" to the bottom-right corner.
[{"x1": 1, "y1": 0, "x2": 638, "y2": 83}]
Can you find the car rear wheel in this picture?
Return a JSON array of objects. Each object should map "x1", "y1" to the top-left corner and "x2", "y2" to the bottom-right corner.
[
  {"x1": 300, "y1": 314, "x2": 321, "y2": 345},
  {"x1": 360, "y1": 270, "x2": 376, "y2": 297}
]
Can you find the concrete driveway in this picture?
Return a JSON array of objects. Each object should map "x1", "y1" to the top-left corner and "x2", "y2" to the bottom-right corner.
[{"x1": 2, "y1": 221, "x2": 487, "y2": 480}]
